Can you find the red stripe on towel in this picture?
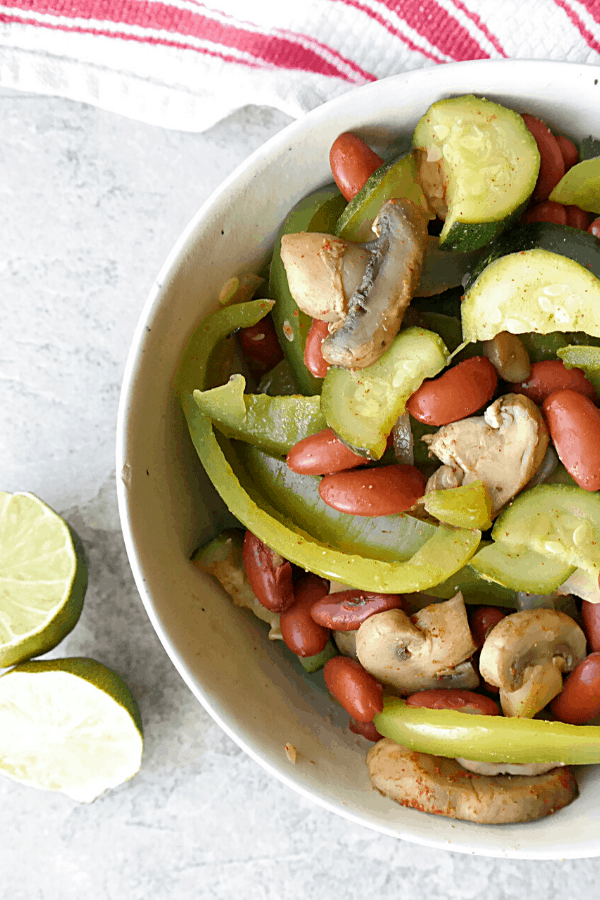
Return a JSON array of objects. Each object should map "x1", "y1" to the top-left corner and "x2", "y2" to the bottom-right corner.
[
  {"x1": 1, "y1": 0, "x2": 371, "y2": 81},
  {"x1": 375, "y1": 0, "x2": 491, "y2": 59},
  {"x1": 553, "y1": 0, "x2": 600, "y2": 53}
]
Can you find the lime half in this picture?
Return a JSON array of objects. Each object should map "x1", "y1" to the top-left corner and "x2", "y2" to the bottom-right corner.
[
  {"x1": 0, "y1": 492, "x2": 87, "y2": 667},
  {"x1": 0, "y1": 658, "x2": 144, "y2": 801}
]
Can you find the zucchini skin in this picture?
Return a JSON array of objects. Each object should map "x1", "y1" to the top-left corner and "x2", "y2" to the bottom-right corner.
[
  {"x1": 463, "y1": 222, "x2": 600, "y2": 293},
  {"x1": 437, "y1": 201, "x2": 529, "y2": 253}
]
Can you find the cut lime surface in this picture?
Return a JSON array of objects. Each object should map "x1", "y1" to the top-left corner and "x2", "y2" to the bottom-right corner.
[
  {"x1": 0, "y1": 658, "x2": 143, "y2": 802},
  {"x1": 0, "y1": 492, "x2": 87, "y2": 667}
]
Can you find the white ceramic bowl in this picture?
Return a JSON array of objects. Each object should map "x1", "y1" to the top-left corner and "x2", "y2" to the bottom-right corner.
[{"x1": 117, "y1": 59, "x2": 600, "y2": 859}]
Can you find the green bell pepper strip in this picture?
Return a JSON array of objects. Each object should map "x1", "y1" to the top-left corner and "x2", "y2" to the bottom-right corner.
[
  {"x1": 235, "y1": 442, "x2": 437, "y2": 563},
  {"x1": 183, "y1": 395, "x2": 481, "y2": 591},
  {"x1": 179, "y1": 298, "x2": 481, "y2": 590},
  {"x1": 192, "y1": 374, "x2": 326, "y2": 457},
  {"x1": 374, "y1": 698, "x2": 600, "y2": 766},
  {"x1": 176, "y1": 298, "x2": 275, "y2": 398}
]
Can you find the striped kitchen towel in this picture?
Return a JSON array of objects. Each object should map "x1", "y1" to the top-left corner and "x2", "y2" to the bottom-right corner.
[{"x1": 1, "y1": 0, "x2": 600, "y2": 131}]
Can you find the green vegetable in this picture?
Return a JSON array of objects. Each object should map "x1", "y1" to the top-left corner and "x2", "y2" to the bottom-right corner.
[
  {"x1": 235, "y1": 443, "x2": 436, "y2": 562},
  {"x1": 493, "y1": 483, "x2": 600, "y2": 581},
  {"x1": 269, "y1": 186, "x2": 347, "y2": 395},
  {"x1": 519, "y1": 331, "x2": 570, "y2": 362},
  {"x1": 257, "y1": 359, "x2": 301, "y2": 396},
  {"x1": 468, "y1": 541, "x2": 575, "y2": 595},
  {"x1": 335, "y1": 151, "x2": 431, "y2": 242},
  {"x1": 427, "y1": 557, "x2": 518, "y2": 608},
  {"x1": 557, "y1": 344, "x2": 600, "y2": 395},
  {"x1": 580, "y1": 136, "x2": 600, "y2": 161},
  {"x1": 424, "y1": 481, "x2": 492, "y2": 530},
  {"x1": 193, "y1": 374, "x2": 325, "y2": 456},
  {"x1": 321, "y1": 326, "x2": 449, "y2": 459},
  {"x1": 412, "y1": 95, "x2": 540, "y2": 251},
  {"x1": 549, "y1": 156, "x2": 600, "y2": 212},
  {"x1": 518, "y1": 331, "x2": 600, "y2": 363},
  {"x1": 462, "y1": 224, "x2": 600, "y2": 342},
  {"x1": 183, "y1": 394, "x2": 480, "y2": 591},
  {"x1": 176, "y1": 298, "x2": 275, "y2": 398},
  {"x1": 374, "y1": 697, "x2": 600, "y2": 765},
  {"x1": 298, "y1": 641, "x2": 338, "y2": 673}
]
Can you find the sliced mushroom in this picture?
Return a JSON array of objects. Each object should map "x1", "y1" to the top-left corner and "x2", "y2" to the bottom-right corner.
[
  {"x1": 423, "y1": 393, "x2": 549, "y2": 515},
  {"x1": 367, "y1": 739, "x2": 578, "y2": 824},
  {"x1": 321, "y1": 199, "x2": 430, "y2": 369},
  {"x1": 355, "y1": 593, "x2": 477, "y2": 695},
  {"x1": 280, "y1": 233, "x2": 369, "y2": 324},
  {"x1": 424, "y1": 463, "x2": 462, "y2": 494},
  {"x1": 332, "y1": 629, "x2": 358, "y2": 661},
  {"x1": 478, "y1": 608, "x2": 587, "y2": 717},
  {"x1": 455, "y1": 758, "x2": 565, "y2": 777}
]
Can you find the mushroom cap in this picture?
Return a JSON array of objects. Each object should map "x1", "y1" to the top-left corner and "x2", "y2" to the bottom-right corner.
[
  {"x1": 423, "y1": 393, "x2": 549, "y2": 514},
  {"x1": 478, "y1": 608, "x2": 587, "y2": 717},
  {"x1": 356, "y1": 593, "x2": 477, "y2": 695},
  {"x1": 367, "y1": 738, "x2": 578, "y2": 824},
  {"x1": 280, "y1": 233, "x2": 368, "y2": 324},
  {"x1": 321, "y1": 199, "x2": 430, "y2": 369}
]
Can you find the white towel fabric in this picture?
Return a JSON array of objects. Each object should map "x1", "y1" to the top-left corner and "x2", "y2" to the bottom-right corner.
[{"x1": 1, "y1": 0, "x2": 600, "y2": 131}]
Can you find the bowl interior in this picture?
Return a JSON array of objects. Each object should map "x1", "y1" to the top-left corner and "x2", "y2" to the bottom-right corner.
[{"x1": 117, "y1": 59, "x2": 600, "y2": 859}]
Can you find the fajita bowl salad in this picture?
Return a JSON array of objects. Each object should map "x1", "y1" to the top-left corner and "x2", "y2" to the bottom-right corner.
[{"x1": 177, "y1": 93, "x2": 600, "y2": 826}]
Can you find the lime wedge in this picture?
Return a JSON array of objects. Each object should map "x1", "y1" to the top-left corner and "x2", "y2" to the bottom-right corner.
[
  {"x1": 0, "y1": 492, "x2": 87, "y2": 667},
  {"x1": 0, "y1": 658, "x2": 143, "y2": 801}
]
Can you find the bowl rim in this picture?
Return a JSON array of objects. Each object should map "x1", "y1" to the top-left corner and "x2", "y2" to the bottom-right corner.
[{"x1": 116, "y1": 58, "x2": 600, "y2": 860}]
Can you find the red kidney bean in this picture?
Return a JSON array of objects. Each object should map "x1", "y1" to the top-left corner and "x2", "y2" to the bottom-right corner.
[
  {"x1": 279, "y1": 574, "x2": 330, "y2": 657},
  {"x1": 310, "y1": 590, "x2": 408, "y2": 631},
  {"x1": 319, "y1": 464, "x2": 426, "y2": 516},
  {"x1": 468, "y1": 606, "x2": 507, "y2": 650},
  {"x1": 242, "y1": 531, "x2": 295, "y2": 613},
  {"x1": 329, "y1": 132, "x2": 384, "y2": 202},
  {"x1": 511, "y1": 359, "x2": 598, "y2": 405},
  {"x1": 556, "y1": 134, "x2": 579, "y2": 171},
  {"x1": 405, "y1": 689, "x2": 500, "y2": 716},
  {"x1": 543, "y1": 389, "x2": 600, "y2": 491},
  {"x1": 406, "y1": 357, "x2": 498, "y2": 426},
  {"x1": 349, "y1": 717, "x2": 383, "y2": 742},
  {"x1": 304, "y1": 318, "x2": 330, "y2": 378},
  {"x1": 522, "y1": 201, "x2": 567, "y2": 226},
  {"x1": 549, "y1": 652, "x2": 600, "y2": 725},
  {"x1": 582, "y1": 601, "x2": 600, "y2": 653},
  {"x1": 565, "y1": 205, "x2": 592, "y2": 230},
  {"x1": 238, "y1": 315, "x2": 284, "y2": 373},
  {"x1": 589, "y1": 217, "x2": 600, "y2": 239},
  {"x1": 286, "y1": 428, "x2": 366, "y2": 476},
  {"x1": 522, "y1": 114, "x2": 566, "y2": 201},
  {"x1": 323, "y1": 656, "x2": 383, "y2": 722}
]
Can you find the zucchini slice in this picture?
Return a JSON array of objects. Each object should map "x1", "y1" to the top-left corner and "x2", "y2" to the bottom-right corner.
[
  {"x1": 321, "y1": 326, "x2": 449, "y2": 459},
  {"x1": 492, "y1": 483, "x2": 600, "y2": 581},
  {"x1": 412, "y1": 95, "x2": 540, "y2": 251},
  {"x1": 461, "y1": 223, "x2": 600, "y2": 342},
  {"x1": 335, "y1": 150, "x2": 431, "y2": 242},
  {"x1": 469, "y1": 541, "x2": 574, "y2": 595}
]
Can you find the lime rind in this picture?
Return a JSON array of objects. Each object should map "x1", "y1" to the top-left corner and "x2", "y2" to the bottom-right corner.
[
  {"x1": 0, "y1": 493, "x2": 87, "y2": 667},
  {"x1": 0, "y1": 658, "x2": 143, "y2": 802}
]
